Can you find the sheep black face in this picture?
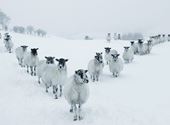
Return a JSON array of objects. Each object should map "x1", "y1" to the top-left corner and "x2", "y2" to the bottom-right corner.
[
  {"x1": 130, "y1": 41, "x2": 134, "y2": 45},
  {"x1": 147, "y1": 40, "x2": 152, "y2": 45},
  {"x1": 111, "y1": 54, "x2": 120, "y2": 61},
  {"x1": 45, "y1": 56, "x2": 55, "y2": 64},
  {"x1": 138, "y1": 39, "x2": 143, "y2": 43},
  {"x1": 124, "y1": 46, "x2": 130, "y2": 51},
  {"x1": 95, "y1": 52, "x2": 103, "y2": 63},
  {"x1": 21, "y1": 45, "x2": 28, "y2": 51},
  {"x1": 138, "y1": 41, "x2": 143, "y2": 45},
  {"x1": 104, "y1": 47, "x2": 111, "y2": 53},
  {"x1": 31, "y1": 48, "x2": 39, "y2": 56},
  {"x1": 75, "y1": 69, "x2": 89, "y2": 84},
  {"x1": 56, "y1": 58, "x2": 68, "y2": 70}
]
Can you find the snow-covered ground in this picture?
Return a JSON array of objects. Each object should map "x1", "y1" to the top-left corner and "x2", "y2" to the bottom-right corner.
[{"x1": 0, "y1": 32, "x2": 170, "y2": 125}]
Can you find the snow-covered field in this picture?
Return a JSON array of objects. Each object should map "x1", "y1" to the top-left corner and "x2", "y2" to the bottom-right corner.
[{"x1": 0, "y1": 32, "x2": 170, "y2": 125}]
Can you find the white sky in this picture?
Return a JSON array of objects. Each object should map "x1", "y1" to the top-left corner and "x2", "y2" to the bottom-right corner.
[{"x1": 0, "y1": 0, "x2": 170, "y2": 37}]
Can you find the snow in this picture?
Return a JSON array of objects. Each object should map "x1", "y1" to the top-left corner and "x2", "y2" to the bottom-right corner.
[{"x1": 0, "y1": 32, "x2": 170, "y2": 125}]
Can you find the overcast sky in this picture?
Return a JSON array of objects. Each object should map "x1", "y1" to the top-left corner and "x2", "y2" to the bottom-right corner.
[{"x1": 0, "y1": 0, "x2": 170, "y2": 37}]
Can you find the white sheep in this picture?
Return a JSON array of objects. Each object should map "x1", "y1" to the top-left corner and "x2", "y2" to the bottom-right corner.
[
  {"x1": 88, "y1": 52, "x2": 104, "y2": 82},
  {"x1": 15, "y1": 45, "x2": 28, "y2": 67},
  {"x1": 144, "y1": 40, "x2": 152, "y2": 54},
  {"x1": 104, "y1": 47, "x2": 111, "y2": 65},
  {"x1": 23, "y1": 48, "x2": 39, "y2": 76},
  {"x1": 168, "y1": 34, "x2": 170, "y2": 42},
  {"x1": 41, "y1": 58, "x2": 68, "y2": 99},
  {"x1": 37, "y1": 56, "x2": 55, "y2": 84},
  {"x1": 4, "y1": 34, "x2": 13, "y2": 53},
  {"x1": 130, "y1": 41, "x2": 138, "y2": 54},
  {"x1": 106, "y1": 33, "x2": 111, "y2": 42},
  {"x1": 104, "y1": 47, "x2": 118, "y2": 65},
  {"x1": 122, "y1": 46, "x2": 134, "y2": 63},
  {"x1": 109, "y1": 54, "x2": 123, "y2": 77},
  {"x1": 64, "y1": 69, "x2": 89, "y2": 121},
  {"x1": 137, "y1": 40, "x2": 147, "y2": 55}
]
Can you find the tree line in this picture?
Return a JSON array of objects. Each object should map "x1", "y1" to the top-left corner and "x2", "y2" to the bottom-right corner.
[{"x1": 0, "y1": 10, "x2": 47, "y2": 37}]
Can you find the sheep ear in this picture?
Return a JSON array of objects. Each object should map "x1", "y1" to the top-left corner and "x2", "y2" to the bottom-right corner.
[
  {"x1": 52, "y1": 57, "x2": 55, "y2": 59},
  {"x1": 55, "y1": 59, "x2": 59, "y2": 61},
  {"x1": 45, "y1": 56, "x2": 48, "y2": 59},
  {"x1": 85, "y1": 70, "x2": 88, "y2": 73},
  {"x1": 65, "y1": 59, "x2": 68, "y2": 62},
  {"x1": 117, "y1": 54, "x2": 120, "y2": 57},
  {"x1": 75, "y1": 71, "x2": 78, "y2": 74},
  {"x1": 111, "y1": 54, "x2": 114, "y2": 57},
  {"x1": 36, "y1": 48, "x2": 39, "y2": 50}
]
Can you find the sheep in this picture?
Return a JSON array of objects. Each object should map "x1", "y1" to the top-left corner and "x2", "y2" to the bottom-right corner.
[
  {"x1": 150, "y1": 35, "x2": 160, "y2": 45},
  {"x1": 130, "y1": 41, "x2": 138, "y2": 54},
  {"x1": 23, "y1": 48, "x2": 39, "y2": 76},
  {"x1": 137, "y1": 39, "x2": 147, "y2": 55},
  {"x1": 41, "y1": 58, "x2": 68, "y2": 99},
  {"x1": 15, "y1": 45, "x2": 28, "y2": 67},
  {"x1": 106, "y1": 33, "x2": 111, "y2": 42},
  {"x1": 104, "y1": 47, "x2": 111, "y2": 65},
  {"x1": 144, "y1": 40, "x2": 152, "y2": 54},
  {"x1": 109, "y1": 54, "x2": 123, "y2": 77},
  {"x1": 122, "y1": 46, "x2": 134, "y2": 63},
  {"x1": 161, "y1": 34, "x2": 166, "y2": 43},
  {"x1": 88, "y1": 52, "x2": 104, "y2": 82},
  {"x1": 37, "y1": 56, "x2": 55, "y2": 84},
  {"x1": 168, "y1": 34, "x2": 170, "y2": 42},
  {"x1": 3, "y1": 34, "x2": 13, "y2": 53},
  {"x1": 64, "y1": 69, "x2": 89, "y2": 121},
  {"x1": 104, "y1": 47, "x2": 118, "y2": 65}
]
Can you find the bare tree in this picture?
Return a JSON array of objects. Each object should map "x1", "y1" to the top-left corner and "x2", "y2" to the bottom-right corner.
[
  {"x1": 13, "y1": 26, "x2": 25, "y2": 34},
  {"x1": 35, "y1": 29, "x2": 47, "y2": 37},
  {"x1": 0, "y1": 10, "x2": 10, "y2": 30},
  {"x1": 26, "y1": 25, "x2": 34, "y2": 35}
]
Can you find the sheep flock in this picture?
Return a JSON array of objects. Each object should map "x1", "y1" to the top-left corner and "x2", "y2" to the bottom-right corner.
[{"x1": 0, "y1": 32, "x2": 170, "y2": 121}]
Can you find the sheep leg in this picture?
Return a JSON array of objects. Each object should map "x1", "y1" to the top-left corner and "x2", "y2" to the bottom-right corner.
[
  {"x1": 30, "y1": 66, "x2": 33, "y2": 76},
  {"x1": 53, "y1": 85, "x2": 58, "y2": 99},
  {"x1": 115, "y1": 72, "x2": 119, "y2": 77},
  {"x1": 96, "y1": 73, "x2": 99, "y2": 82},
  {"x1": 33, "y1": 66, "x2": 36, "y2": 76},
  {"x1": 53, "y1": 85, "x2": 57, "y2": 94},
  {"x1": 78, "y1": 104, "x2": 83, "y2": 120},
  {"x1": 113, "y1": 72, "x2": 116, "y2": 77},
  {"x1": 92, "y1": 75, "x2": 95, "y2": 82},
  {"x1": 38, "y1": 77, "x2": 41, "y2": 84},
  {"x1": 59, "y1": 85, "x2": 62, "y2": 97},
  {"x1": 45, "y1": 85, "x2": 49, "y2": 93},
  {"x1": 20, "y1": 58, "x2": 23, "y2": 67},
  {"x1": 21, "y1": 59, "x2": 25, "y2": 67},
  {"x1": 73, "y1": 105, "x2": 78, "y2": 121},
  {"x1": 26, "y1": 65, "x2": 29, "y2": 73},
  {"x1": 17, "y1": 57, "x2": 20, "y2": 66},
  {"x1": 70, "y1": 104, "x2": 74, "y2": 113}
]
